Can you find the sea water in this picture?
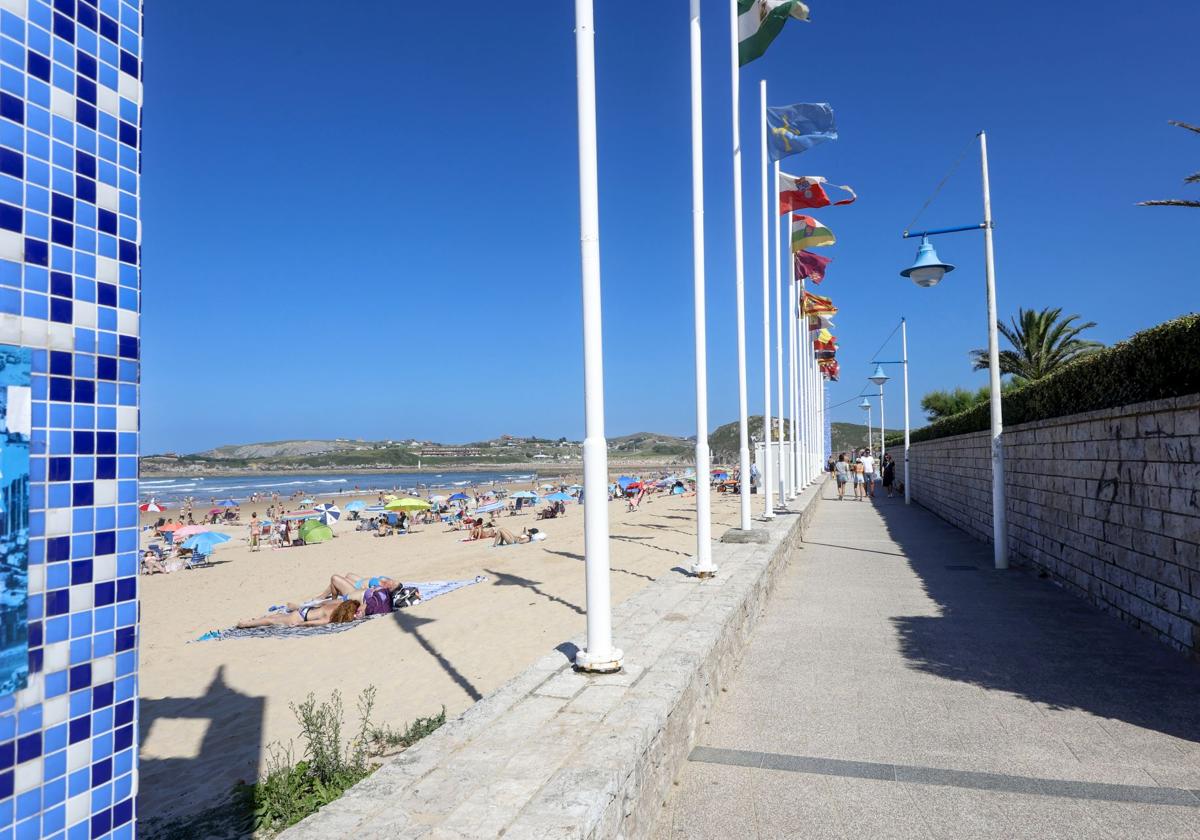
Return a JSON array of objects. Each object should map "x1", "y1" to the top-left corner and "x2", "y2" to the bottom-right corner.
[{"x1": 139, "y1": 470, "x2": 548, "y2": 504}]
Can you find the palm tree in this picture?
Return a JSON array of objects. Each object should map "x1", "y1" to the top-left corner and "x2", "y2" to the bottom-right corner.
[
  {"x1": 1138, "y1": 120, "x2": 1199, "y2": 208},
  {"x1": 971, "y1": 307, "x2": 1103, "y2": 384}
]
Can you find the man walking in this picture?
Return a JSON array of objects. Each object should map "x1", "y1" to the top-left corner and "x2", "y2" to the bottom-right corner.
[{"x1": 859, "y1": 449, "x2": 877, "y2": 499}]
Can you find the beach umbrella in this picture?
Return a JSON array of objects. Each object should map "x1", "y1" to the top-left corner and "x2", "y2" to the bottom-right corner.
[
  {"x1": 299, "y1": 520, "x2": 333, "y2": 544},
  {"x1": 208, "y1": 508, "x2": 222, "y2": 515},
  {"x1": 315, "y1": 503, "x2": 341, "y2": 524},
  {"x1": 511, "y1": 491, "x2": 538, "y2": 499},
  {"x1": 344, "y1": 500, "x2": 366, "y2": 512},
  {"x1": 545, "y1": 492, "x2": 572, "y2": 502},
  {"x1": 385, "y1": 497, "x2": 430, "y2": 511},
  {"x1": 174, "y1": 525, "x2": 215, "y2": 539},
  {"x1": 299, "y1": 498, "x2": 315, "y2": 506},
  {"x1": 568, "y1": 484, "x2": 583, "y2": 491},
  {"x1": 711, "y1": 471, "x2": 729, "y2": 481},
  {"x1": 474, "y1": 500, "x2": 504, "y2": 515},
  {"x1": 139, "y1": 501, "x2": 165, "y2": 512},
  {"x1": 617, "y1": 476, "x2": 634, "y2": 490},
  {"x1": 448, "y1": 492, "x2": 469, "y2": 502},
  {"x1": 282, "y1": 510, "x2": 320, "y2": 521},
  {"x1": 181, "y1": 532, "x2": 231, "y2": 553},
  {"x1": 217, "y1": 499, "x2": 238, "y2": 507},
  {"x1": 429, "y1": 494, "x2": 448, "y2": 504}
]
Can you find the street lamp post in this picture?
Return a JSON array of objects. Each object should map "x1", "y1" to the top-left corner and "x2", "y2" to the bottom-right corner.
[
  {"x1": 869, "y1": 364, "x2": 890, "y2": 463},
  {"x1": 858, "y1": 397, "x2": 872, "y2": 454},
  {"x1": 900, "y1": 130, "x2": 1007, "y2": 570},
  {"x1": 870, "y1": 318, "x2": 910, "y2": 504}
]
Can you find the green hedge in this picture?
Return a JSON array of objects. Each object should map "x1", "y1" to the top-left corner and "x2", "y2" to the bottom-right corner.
[{"x1": 904, "y1": 313, "x2": 1200, "y2": 444}]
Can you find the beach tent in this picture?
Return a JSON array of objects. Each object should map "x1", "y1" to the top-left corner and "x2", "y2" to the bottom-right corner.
[{"x1": 299, "y1": 520, "x2": 333, "y2": 544}]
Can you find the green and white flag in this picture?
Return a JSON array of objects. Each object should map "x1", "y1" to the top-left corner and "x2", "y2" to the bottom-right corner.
[{"x1": 738, "y1": 0, "x2": 810, "y2": 66}]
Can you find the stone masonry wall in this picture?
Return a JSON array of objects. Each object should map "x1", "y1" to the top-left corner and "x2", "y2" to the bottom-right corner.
[{"x1": 897, "y1": 394, "x2": 1200, "y2": 657}]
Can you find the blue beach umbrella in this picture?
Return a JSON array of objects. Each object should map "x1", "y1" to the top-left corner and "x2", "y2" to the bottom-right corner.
[
  {"x1": 217, "y1": 499, "x2": 238, "y2": 507},
  {"x1": 344, "y1": 501, "x2": 366, "y2": 512},
  {"x1": 511, "y1": 491, "x2": 538, "y2": 500},
  {"x1": 545, "y1": 492, "x2": 572, "y2": 502},
  {"x1": 475, "y1": 501, "x2": 505, "y2": 515},
  {"x1": 181, "y1": 532, "x2": 232, "y2": 553},
  {"x1": 617, "y1": 476, "x2": 635, "y2": 490},
  {"x1": 448, "y1": 492, "x2": 470, "y2": 502}
]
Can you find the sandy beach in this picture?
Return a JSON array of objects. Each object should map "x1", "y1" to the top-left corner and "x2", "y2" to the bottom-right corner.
[{"x1": 136, "y1": 481, "x2": 743, "y2": 825}]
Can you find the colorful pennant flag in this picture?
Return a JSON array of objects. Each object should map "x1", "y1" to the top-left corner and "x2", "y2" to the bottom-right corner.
[
  {"x1": 767, "y1": 104, "x2": 836, "y2": 162},
  {"x1": 813, "y1": 334, "x2": 836, "y2": 354},
  {"x1": 791, "y1": 215, "x2": 835, "y2": 251},
  {"x1": 779, "y1": 174, "x2": 856, "y2": 214},
  {"x1": 802, "y1": 290, "x2": 837, "y2": 317},
  {"x1": 793, "y1": 249, "x2": 832, "y2": 284},
  {"x1": 818, "y1": 358, "x2": 840, "y2": 381},
  {"x1": 807, "y1": 313, "x2": 835, "y2": 332},
  {"x1": 814, "y1": 327, "x2": 833, "y2": 344},
  {"x1": 738, "y1": 1, "x2": 811, "y2": 66}
]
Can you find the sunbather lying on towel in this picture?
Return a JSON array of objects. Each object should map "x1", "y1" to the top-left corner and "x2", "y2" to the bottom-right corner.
[
  {"x1": 311, "y1": 573, "x2": 398, "y2": 601},
  {"x1": 492, "y1": 527, "x2": 546, "y2": 546},
  {"x1": 237, "y1": 599, "x2": 362, "y2": 629}
]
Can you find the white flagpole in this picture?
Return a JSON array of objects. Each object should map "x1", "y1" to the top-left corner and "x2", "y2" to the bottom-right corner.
[
  {"x1": 758, "y1": 81, "x2": 774, "y2": 520},
  {"x1": 572, "y1": 0, "x2": 621, "y2": 673},
  {"x1": 729, "y1": 0, "x2": 752, "y2": 531},
  {"x1": 773, "y1": 162, "x2": 787, "y2": 506},
  {"x1": 798, "y1": 275, "x2": 809, "y2": 486},
  {"x1": 782, "y1": 219, "x2": 792, "y2": 501},
  {"x1": 689, "y1": 0, "x2": 716, "y2": 576}
]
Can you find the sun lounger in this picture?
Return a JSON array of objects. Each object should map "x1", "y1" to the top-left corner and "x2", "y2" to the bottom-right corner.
[{"x1": 184, "y1": 549, "x2": 212, "y2": 569}]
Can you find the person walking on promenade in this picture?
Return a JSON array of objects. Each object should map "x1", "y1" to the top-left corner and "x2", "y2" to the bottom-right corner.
[
  {"x1": 860, "y1": 449, "x2": 877, "y2": 499},
  {"x1": 882, "y1": 453, "x2": 896, "y2": 498},
  {"x1": 852, "y1": 453, "x2": 866, "y2": 501},
  {"x1": 833, "y1": 453, "x2": 849, "y2": 500}
]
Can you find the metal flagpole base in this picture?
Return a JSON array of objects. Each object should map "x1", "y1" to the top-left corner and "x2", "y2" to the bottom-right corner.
[
  {"x1": 575, "y1": 647, "x2": 624, "y2": 674},
  {"x1": 690, "y1": 561, "x2": 719, "y2": 579}
]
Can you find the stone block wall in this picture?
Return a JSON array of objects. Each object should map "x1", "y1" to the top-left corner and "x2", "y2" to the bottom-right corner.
[{"x1": 897, "y1": 394, "x2": 1200, "y2": 657}]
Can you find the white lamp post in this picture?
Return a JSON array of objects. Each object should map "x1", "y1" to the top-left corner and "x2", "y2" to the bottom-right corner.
[
  {"x1": 870, "y1": 318, "x2": 911, "y2": 504},
  {"x1": 858, "y1": 397, "x2": 872, "y2": 454},
  {"x1": 869, "y1": 364, "x2": 890, "y2": 461},
  {"x1": 900, "y1": 131, "x2": 1007, "y2": 569}
]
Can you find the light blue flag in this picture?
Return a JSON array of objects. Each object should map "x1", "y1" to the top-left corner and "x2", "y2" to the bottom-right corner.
[{"x1": 767, "y1": 103, "x2": 837, "y2": 162}]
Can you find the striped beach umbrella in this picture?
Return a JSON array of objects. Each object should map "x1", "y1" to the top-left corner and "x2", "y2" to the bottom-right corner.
[
  {"x1": 315, "y1": 503, "x2": 341, "y2": 525},
  {"x1": 139, "y1": 500, "x2": 165, "y2": 512}
]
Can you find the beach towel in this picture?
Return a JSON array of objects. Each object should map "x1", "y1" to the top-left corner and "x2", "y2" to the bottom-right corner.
[{"x1": 192, "y1": 576, "x2": 487, "y2": 642}]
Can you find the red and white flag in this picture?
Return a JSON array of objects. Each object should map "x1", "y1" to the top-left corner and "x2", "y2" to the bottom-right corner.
[{"x1": 778, "y1": 173, "x2": 856, "y2": 214}]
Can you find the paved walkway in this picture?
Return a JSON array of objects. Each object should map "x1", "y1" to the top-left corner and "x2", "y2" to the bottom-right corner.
[{"x1": 655, "y1": 486, "x2": 1200, "y2": 839}]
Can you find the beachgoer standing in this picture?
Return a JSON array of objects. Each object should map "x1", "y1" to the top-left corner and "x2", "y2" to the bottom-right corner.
[
  {"x1": 833, "y1": 454, "x2": 849, "y2": 500},
  {"x1": 249, "y1": 513, "x2": 260, "y2": 552},
  {"x1": 860, "y1": 451, "x2": 877, "y2": 499},
  {"x1": 882, "y1": 453, "x2": 896, "y2": 498}
]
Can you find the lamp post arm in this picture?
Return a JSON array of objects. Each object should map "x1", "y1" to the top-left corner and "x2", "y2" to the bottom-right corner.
[{"x1": 902, "y1": 223, "x2": 986, "y2": 239}]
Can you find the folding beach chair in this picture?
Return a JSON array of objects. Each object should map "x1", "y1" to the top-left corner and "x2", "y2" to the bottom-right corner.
[{"x1": 184, "y1": 549, "x2": 212, "y2": 569}]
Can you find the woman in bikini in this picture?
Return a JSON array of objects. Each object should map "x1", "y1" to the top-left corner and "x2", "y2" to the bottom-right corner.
[
  {"x1": 237, "y1": 599, "x2": 363, "y2": 629},
  {"x1": 310, "y1": 573, "x2": 398, "y2": 601}
]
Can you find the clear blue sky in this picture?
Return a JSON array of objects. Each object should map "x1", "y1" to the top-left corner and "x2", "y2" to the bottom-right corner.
[{"x1": 141, "y1": 1, "x2": 1199, "y2": 454}]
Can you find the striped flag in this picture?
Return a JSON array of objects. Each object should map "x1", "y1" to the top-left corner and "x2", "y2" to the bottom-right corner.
[
  {"x1": 807, "y1": 313, "x2": 835, "y2": 332},
  {"x1": 779, "y1": 173, "x2": 856, "y2": 214},
  {"x1": 793, "y1": 249, "x2": 832, "y2": 284},
  {"x1": 791, "y1": 215, "x2": 835, "y2": 251},
  {"x1": 802, "y1": 290, "x2": 837, "y2": 316},
  {"x1": 738, "y1": 0, "x2": 810, "y2": 66}
]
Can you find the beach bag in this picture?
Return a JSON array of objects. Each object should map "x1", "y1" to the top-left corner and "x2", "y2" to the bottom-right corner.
[
  {"x1": 363, "y1": 587, "x2": 393, "y2": 616},
  {"x1": 392, "y1": 586, "x2": 422, "y2": 609}
]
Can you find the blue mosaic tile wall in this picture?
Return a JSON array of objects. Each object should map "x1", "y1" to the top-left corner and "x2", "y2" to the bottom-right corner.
[{"x1": 0, "y1": 0, "x2": 141, "y2": 837}]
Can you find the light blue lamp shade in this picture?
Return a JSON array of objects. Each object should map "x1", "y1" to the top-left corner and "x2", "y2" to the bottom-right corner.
[
  {"x1": 858, "y1": 398, "x2": 871, "y2": 411},
  {"x1": 900, "y1": 235, "x2": 955, "y2": 288},
  {"x1": 869, "y1": 364, "x2": 890, "y2": 386}
]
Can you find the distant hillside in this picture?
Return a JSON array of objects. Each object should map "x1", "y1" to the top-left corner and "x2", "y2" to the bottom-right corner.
[
  {"x1": 198, "y1": 439, "x2": 369, "y2": 460},
  {"x1": 609, "y1": 431, "x2": 693, "y2": 459}
]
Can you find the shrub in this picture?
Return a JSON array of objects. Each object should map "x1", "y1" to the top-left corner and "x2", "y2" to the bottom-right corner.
[{"x1": 907, "y1": 314, "x2": 1200, "y2": 444}]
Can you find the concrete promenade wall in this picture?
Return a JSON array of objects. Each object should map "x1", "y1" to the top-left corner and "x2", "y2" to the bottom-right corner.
[
  {"x1": 897, "y1": 394, "x2": 1200, "y2": 657},
  {"x1": 281, "y1": 482, "x2": 825, "y2": 839}
]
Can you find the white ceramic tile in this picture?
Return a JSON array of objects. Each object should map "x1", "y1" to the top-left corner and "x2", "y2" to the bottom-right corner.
[
  {"x1": 14, "y1": 759, "x2": 42, "y2": 793},
  {"x1": 0, "y1": 313, "x2": 18, "y2": 344},
  {"x1": 116, "y1": 309, "x2": 137, "y2": 335},
  {"x1": 13, "y1": 673, "x2": 42, "y2": 709},
  {"x1": 67, "y1": 741, "x2": 90, "y2": 773},
  {"x1": 50, "y1": 87, "x2": 74, "y2": 119},
  {"x1": 48, "y1": 322, "x2": 73, "y2": 351},
  {"x1": 45, "y1": 508, "x2": 71, "y2": 537},
  {"x1": 93, "y1": 554, "x2": 116, "y2": 582},
  {"x1": 97, "y1": 85, "x2": 119, "y2": 117},
  {"x1": 44, "y1": 641, "x2": 69, "y2": 672},
  {"x1": 74, "y1": 301, "x2": 97, "y2": 329},
  {"x1": 66, "y1": 792, "x2": 89, "y2": 828},
  {"x1": 0, "y1": 0, "x2": 26, "y2": 19},
  {"x1": 26, "y1": 564, "x2": 43, "y2": 594},
  {"x1": 43, "y1": 695, "x2": 68, "y2": 726},
  {"x1": 19, "y1": 317, "x2": 48, "y2": 348},
  {"x1": 93, "y1": 655, "x2": 115, "y2": 685},
  {"x1": 97, "y1": 256, "x2": 119, "y2": 283},
  {"x1": 93, "y1": 479, "x2": 117, "y2": 505},
  {"x1": 117, "y1": 407, "x2": 137, "y2": 432},
  {"x1": 118, "y1": 71, "x2": 140, "y2": 104},
  {"x1": 97, "y1": 182, "x2": 120, "y2": 213},
  {"x1": 0, "y1": 229, "x2": 21, "y2": 261},
  {"x1": 69, "y1": 583, "x2": 93, "y2": 612}
]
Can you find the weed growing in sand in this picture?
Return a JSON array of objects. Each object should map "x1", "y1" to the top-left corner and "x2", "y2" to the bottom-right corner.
[{"x1": 237, "y1": 687, "x2": 447, "y2": 835}]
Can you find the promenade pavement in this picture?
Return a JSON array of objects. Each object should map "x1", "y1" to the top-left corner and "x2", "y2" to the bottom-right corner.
[{"x1": 655, "y1": 483, "x2": 1200, "y2": 839}]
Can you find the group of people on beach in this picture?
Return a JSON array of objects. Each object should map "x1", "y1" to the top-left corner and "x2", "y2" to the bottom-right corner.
[{"x1": 831, "y1": 449, "x2": 896, "y2": 501}]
